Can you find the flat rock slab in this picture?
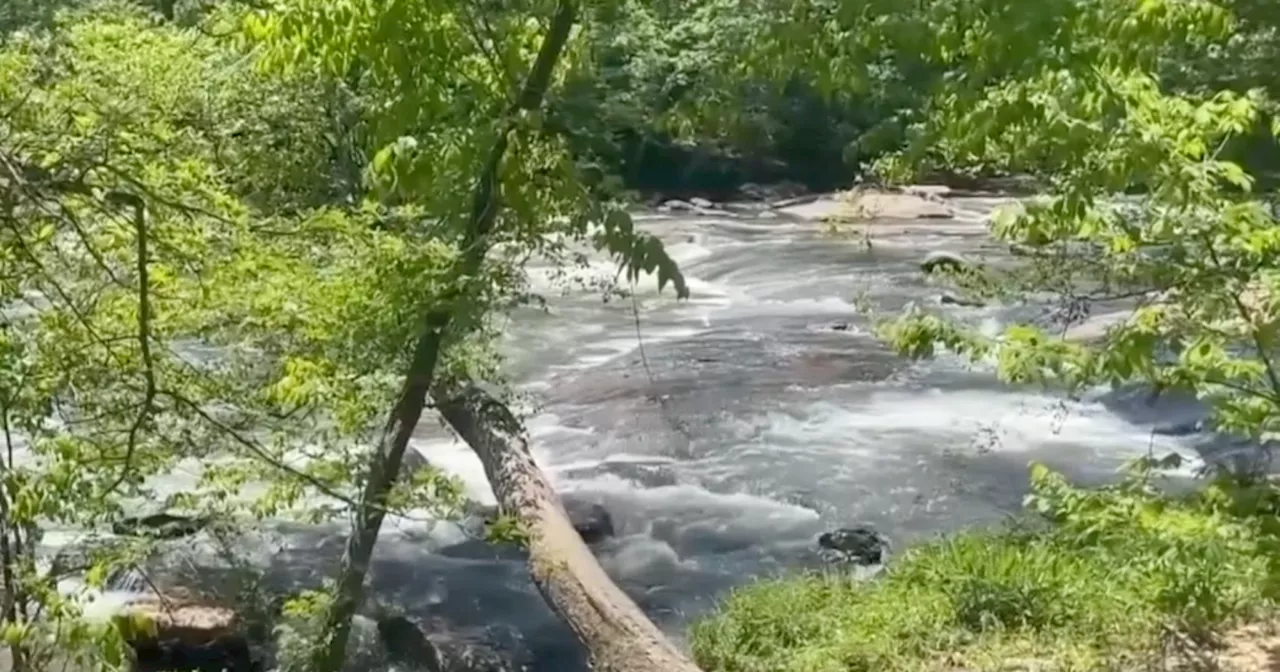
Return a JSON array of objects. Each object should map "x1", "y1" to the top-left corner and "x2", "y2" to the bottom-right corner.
[
  {"x1": 1061, "y1": 309, "x2": 1134, "y2": 343},
  {"x1": 775, "y1": 192, "x2": 955, "y2": 221}
]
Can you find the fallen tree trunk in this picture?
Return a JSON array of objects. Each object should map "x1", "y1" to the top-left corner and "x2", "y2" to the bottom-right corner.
[
  {"x1": 310, "y1": 2, "x2": 579, "y2": 668},
  {"x1": 434, "y1": 381, "x2": 703, "y2": 672}
]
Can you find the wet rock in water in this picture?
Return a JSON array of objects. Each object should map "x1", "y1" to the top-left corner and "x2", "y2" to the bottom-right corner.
[
  {"x1": 377, "y1": 614, "x2": 530, "y2": 672},
  {"x1": 828, "y1": 322, "x2": 853, "y2": 331},
  {"x1": 899, "y1": 184, "x2": 952, "y2": 202},
  {"x1": 119, "y1": 595, "x2": 259, "y2": 672},
  {"x1": 920, "y1": 250, "x2": 971, "y2": 274},
  {"x1": 375, "y1": 614, "x2": 445, "y2": 671},
  {"x1": 113, "y1": 513, "x2": 211, "y2": 540},
  {"x1": 846, "y1": 192, "x2": 955, "y2": 219},
  {"x1": 689, "y1": 196, "x2": 714, "y2": 209},
  {"x1": 771, "y1": 193, "x2": 821, "y2": 210},
  {"x1": 658, "y1": 199, "x2": 696, "y2": 213},
  {"x1": 559, "y1": 460, "x2": 680, "y2": 490},
  {"x1": 560, "y1": 498, "x2": 615, "y2": 544},
  {"x1": 1152, "y1": 418, "x2": 1205, "y2": 437},
  {"x1": 817, "y1": 527, "x2": 890, "y2": 566},
  {"x1": 1061, "y1": 309, "x2": 1130, "y2": 343},
  {"x1": 940, "y1": 293, "x2": 986, "y2": 308},
  {"x1": 738, "y1": 182, "x2": 769, "y2": 200}
]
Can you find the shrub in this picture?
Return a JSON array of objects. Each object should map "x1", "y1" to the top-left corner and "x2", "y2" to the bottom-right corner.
[{"x1": 690, "y1": 462, "x2": 1277, "y2": 672}]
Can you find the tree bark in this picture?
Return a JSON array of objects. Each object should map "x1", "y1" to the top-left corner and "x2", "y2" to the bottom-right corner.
[
  {"x1": 434, "y1": 381, "x2": 703, "y2": 672},
  {"x1": 311, "y1": 3, "x2": 579, "y2": 670}
]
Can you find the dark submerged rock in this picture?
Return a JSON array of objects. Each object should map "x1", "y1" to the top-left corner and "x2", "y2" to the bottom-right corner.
[
  {"x1": 376, "y1": 615, "x2": 446, "y2": 672},
  {"x1": 940, "y1": 293, "x2": 986, "y2": 308},
  {"x1": 1152, "y1": 418, "x2": 1205, "y2": 437},
  {"x1": 817, "y1": 526, "x2": 890, "y2": 566},
  {"x1": 376, "y1": 614, "x2": 530, "y2": 672},
  {"x1": 560, "y1": 499, "x2": 615, "y2": 544},
  {"x1": 131, "y1": 636, "x2": 258, "y2": 672},
  {"x1": 114, "y1": 513, "x2": 211, "y2": 540}
]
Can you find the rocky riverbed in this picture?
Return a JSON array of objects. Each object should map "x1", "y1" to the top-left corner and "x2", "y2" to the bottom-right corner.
[{"x1": 48, "y1": 185, "x2": 1247, "y2": 672}]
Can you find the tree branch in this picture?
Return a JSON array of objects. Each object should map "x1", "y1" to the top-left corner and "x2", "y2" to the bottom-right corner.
[
  {"x1": 312, "y1": 2, "x2": 580, "y2": 669},
  {"x1": 434, "y1": 379, "x2": 702, "y2": 672},
  {"x1": 106, "y1": 194, "x2": 157, "y2": 496}
]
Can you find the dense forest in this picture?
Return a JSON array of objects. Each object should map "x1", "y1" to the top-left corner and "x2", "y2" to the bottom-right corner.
[{"x1": 1, "y1": 0, "x2": 1280, "y2": 670}]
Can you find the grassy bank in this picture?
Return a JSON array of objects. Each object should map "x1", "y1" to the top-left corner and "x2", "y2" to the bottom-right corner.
[{"x1": 689, "y1": 462, "x2": 1280, "y2": 672}]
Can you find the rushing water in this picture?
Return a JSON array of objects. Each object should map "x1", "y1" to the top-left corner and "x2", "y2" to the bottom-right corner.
[
  {"x1": 68, "y1": 197, "x2": 1244, "y2": 669},
  {"x1": 364, "y1": 198, "x2": 1227, "y2": 667}
]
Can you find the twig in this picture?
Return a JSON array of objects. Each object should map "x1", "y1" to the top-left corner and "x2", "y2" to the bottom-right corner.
[
  {"x1": 630, "y1": 281, "x2": 656, "y2": 385},
  {"x1": 105, "y1": 194, "x2": 157, "y2": 497}
]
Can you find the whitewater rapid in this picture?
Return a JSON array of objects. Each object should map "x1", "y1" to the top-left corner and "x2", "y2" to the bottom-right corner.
[{"x1": 60, "y1": 197, "x2": 1225, "y2": 668}]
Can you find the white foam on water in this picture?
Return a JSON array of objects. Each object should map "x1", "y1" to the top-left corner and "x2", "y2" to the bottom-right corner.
[
  {"x1": 824, "y1": 385, "x2": 1189, "y2": 450},
  {"x1": 548, "y1": 453, "x2": 678, "y2": 474},
  {"x1": 559, "y1": 478, "x2": 820, "y2": 528},
  {"x1": 409, "y1": 438, "x2": 499, "y2": 506},
  {"x1": 690, "y1": 383, "x2": 1202, "y2": 483},
  {"x1": 7, "y1": 201, "x2": 1221, "y2": 670},
  {"x1": 713, "y1": 295, "x2": 864, "y2": 320},
  {"x1": 71, "y1": 587, "x2": 144, "y2": 624}
]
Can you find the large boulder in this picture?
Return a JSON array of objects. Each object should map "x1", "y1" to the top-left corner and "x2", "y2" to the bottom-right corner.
[
  {"x1": 817, "y1": 527, "x2": 890, "y2": 566},
  {"x1": 117, "y1": 594, "x2": 259, "y2": 672}
]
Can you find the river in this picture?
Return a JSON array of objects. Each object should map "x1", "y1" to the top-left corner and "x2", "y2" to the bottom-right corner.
[
  {"x1": 366, "y1": 196, "x2": 1217, "y2": 668},
  {"x1": 72, "y1": 195, "x2": 1233, "y2": 670}
]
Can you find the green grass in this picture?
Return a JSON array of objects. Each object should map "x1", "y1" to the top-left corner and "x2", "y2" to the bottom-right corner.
[{"x1": 689, "y1": 464, "x2": 1280, "y2": 672}]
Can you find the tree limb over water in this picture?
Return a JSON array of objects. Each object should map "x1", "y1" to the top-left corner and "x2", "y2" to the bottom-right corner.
[{"x1": 434, "y1": 379, "x2": 703, "y2": 672}]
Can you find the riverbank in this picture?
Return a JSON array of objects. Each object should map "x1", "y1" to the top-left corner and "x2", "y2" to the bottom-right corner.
[{"x1": 688, "y1": 464, "x2": 1280, "y2": 672}]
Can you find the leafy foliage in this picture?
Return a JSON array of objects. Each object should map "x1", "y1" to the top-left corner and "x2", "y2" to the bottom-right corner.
[
  {"x1": 691, "y1": 462, "x2": 1276, "y2": 672},
  {"x1": 1, "y1": 0, "x2": 694, "y2": 666},
  {"x1": 695, "y1": 0, "x2": 1280, "y2": 455}
]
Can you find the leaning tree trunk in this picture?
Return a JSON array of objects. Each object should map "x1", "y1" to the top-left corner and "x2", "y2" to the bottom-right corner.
[
  {"x1": 310, "y1": 3, "x2": 579, "y2": 670},
  {"x1": 435, "y1": 381, "x2": 703, "y2": 672}
]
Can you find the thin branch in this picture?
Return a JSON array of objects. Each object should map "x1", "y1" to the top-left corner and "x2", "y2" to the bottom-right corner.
[
  {"x1": 460, "y1": 9, "x2": 517, "y2": 102},
  {"x1": 1204, "y1": 236, "x2": 1280, "y2": 397},
  {"x1": 159, "y1": 388, "x2": 439, "y2": 523},
  {"x1": 0, "y1": 403, "x2": 20, "y2": 624},
  {"x1": 55, "y1": 200, "x2": 129, "y2": 287},
  {"x1": 0, "y1": 219, "x2": 132, "y2": 371},
  {"x1": 105, "y1": 195, "x2": 157, "y2": 496},
  {"x1": 101, "y1": 164, "x2": 235, "y2": 226}
]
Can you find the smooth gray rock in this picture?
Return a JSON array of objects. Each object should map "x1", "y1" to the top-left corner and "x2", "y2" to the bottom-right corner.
[{"x1": 920, "y1": 250, "x2": 971, "y2": 274}]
